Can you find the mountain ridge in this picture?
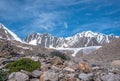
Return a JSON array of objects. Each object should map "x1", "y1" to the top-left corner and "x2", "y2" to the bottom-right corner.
[{"x1": 25, "y1": 31, "x2": 118, "y2": 48}]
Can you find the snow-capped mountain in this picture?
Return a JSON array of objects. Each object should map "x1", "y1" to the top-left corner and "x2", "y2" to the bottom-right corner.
[
  {"x1": 25, "y1": 33, "x2": 66, "y2": 47},
  {"x1": 0, "y1": 23, "x2": 22, "y2": 42},
  {"x1": 25, "y1": 31, "x2": 118, "y2": 48}
]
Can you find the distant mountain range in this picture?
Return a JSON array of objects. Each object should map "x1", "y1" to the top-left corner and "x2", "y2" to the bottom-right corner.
[
  {"x1": 25, "y1": 31, "x2": 118, "y2": 48},
  {"x1": 0, "y1": 23, "x2": 119, "y2": 48}
]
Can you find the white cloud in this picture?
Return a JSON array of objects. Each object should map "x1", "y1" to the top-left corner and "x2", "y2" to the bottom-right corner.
[
  {"x1": 19, "y1": 12, "x2": 60, "y2": 35},
  {"x1": 33, "y1": 13, "x2": 57, "y2": 30}
]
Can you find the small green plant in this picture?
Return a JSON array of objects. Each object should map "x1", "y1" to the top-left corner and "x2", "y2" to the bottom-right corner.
[
  {"x1": 0, "y1": 70, "x2": 7, "y2": 81},
  {"x1": 5, "y1": 58, "x2": 41, "y2": 73},
  {"x1": 50, "y1": 51, "x2": 70, "y2": 60}
]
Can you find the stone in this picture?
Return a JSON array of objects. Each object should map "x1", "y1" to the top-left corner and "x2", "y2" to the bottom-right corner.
[
  {"x1": 0, "y1": 58, "x2": 5, "y2": 64},
  {"x1": 40, "y1": 70, "x2": 59, "y2": 81},
  {"x1": 51, "y1": 57, "x2": 63, "y2": 65},
  {"x1": 79, "y1": 62, "x2": 92, "y2": 73},
  {"x1": 21, "y1": 70, "x2": 32, "y2": 77},
  {"x1": 66, "y1": 77, "x2": 77, "y2": 81},
  {"x1": 31, "y1": 56, "x2": 39, "y2": 61},
  {"x1": 32, "y1": 70, "x2": 42, "y2": 78},
  {"x1": 8, "y1": 72, "x2": 29, "y2": 81},
  {"x1": 0, "y1": 64, "x2": 5, "y2": 69},
  {"x1": 78, "y1": 73, "x2": 93, "y2": 81},
  {"x1": 51, "y1": 65, "x2": 61, "y2": 71},
  {"x1": 41, "y1": 63, "x2": 51, "y2": 71},
  {"x1": 30, "y1": 78, "x2": 39, "y2": 81},
  {"x1": 66, "y1": 74, "x2": 75, "y2": 78},
  {"x1": 101, "y1": 73, "x2": 120, "y2": 81},
  {"x1": 65, "y1": 61, "x2": 78, "y2": 70},
  {"x1": 63, "y1": 67, "x2": 75, "y2": 72}
]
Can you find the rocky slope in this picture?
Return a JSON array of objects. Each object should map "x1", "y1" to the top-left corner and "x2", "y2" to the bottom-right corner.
[
  {"x1": 83, "y1": 37, "x2": 120, "y2": 66},
  {"x1": 1, "y1": 51, "x2": 120, "y2": 81},
  {"x1": 0, "y1": 38, "x2": 54, "y2": 57},
  {"x1": 25, "y1": 31, "x2": 118, "y2": 48}
]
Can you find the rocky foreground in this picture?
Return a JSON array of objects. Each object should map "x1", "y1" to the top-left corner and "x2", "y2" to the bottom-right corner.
[{"x1": 0, "y1": 53, "x2": 120, "y2": 81}]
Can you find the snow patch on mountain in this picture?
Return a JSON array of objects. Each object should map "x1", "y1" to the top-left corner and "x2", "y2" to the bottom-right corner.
[{"x1": 29, "y1": 40, "x2": 37, "y2": 45}]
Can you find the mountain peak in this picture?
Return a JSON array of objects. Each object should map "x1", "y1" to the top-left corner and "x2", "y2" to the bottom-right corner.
[{"x1": 0, "y1": 23, "x2": 22, "y2": 42}]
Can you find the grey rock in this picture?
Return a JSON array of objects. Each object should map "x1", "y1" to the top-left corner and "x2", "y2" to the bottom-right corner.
[
  {"x1": 31, "y1": 56, "x2": 39, "y2": 62},
  {"x1": 21, "y1": 70, "x2": 32, "y2": 77},
  {"x1": 43, "y1": 70, "x2": 59, "y2": 81},
  {"x1": 30, "y1": 78, "x2": 39, "y2": 81},
  {"x1": 0, "y1": 65, "x2": 5, "y2": 69},
  {"x1": 63, "y1": 67, "x2": 75, "y2": 72},
  {"x1": 78, "y1": 73, "x2": 93, "y2": 81},
  {"x1": 51, "y1": 65, "x2": 61, "y2": 71},
  {"x1": 8, "y1": 72, "x2": 29, "y2": 81},
  {"x1": 32, "y1": 70, "x2": 42, "y2": 78}
]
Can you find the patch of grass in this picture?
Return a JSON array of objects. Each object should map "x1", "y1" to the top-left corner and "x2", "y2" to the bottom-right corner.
[{"x1": 5, "y1": 58, "x2": 41, "y2": 73}]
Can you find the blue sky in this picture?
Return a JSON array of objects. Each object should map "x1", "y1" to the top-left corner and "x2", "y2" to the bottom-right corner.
[{"x1": 0, "y1": 0, "x2": 120, "y2": 39}]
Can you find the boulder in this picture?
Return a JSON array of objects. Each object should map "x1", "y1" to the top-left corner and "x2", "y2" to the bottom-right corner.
[
  {"x1": 51, "y1": 65, "x2": 61, "y2": 71},
  {"x1": 40, "y1": 71, "x2": 58, "y2": 81},
  {"x1": 78, "y1": 73, "x2": 93, "y2": 81},
  {"x1": 8, "y1": 72, "x2": 29, "y2": 81},
  {"x1": 79, "y1": 62, "x2": 92, "y2": 73},
  {"x1": 51, "y1": 57, "x2": 63, "y2": 65},
  {"x1": 31, "y1": 56, "x2": 39, "y2": 62},
  {"x1": 63, "y1": 67, "x2": 75, "y2": 72},
  {"x1": 20, "y1": 70, "x2": 32, "y2": 77},
  {"x1": 30, "y1": 78, "x2": 39, "y2": 81},
  {"x1": 32, "y1": 70, "x2": 42, "y2": 78}
]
